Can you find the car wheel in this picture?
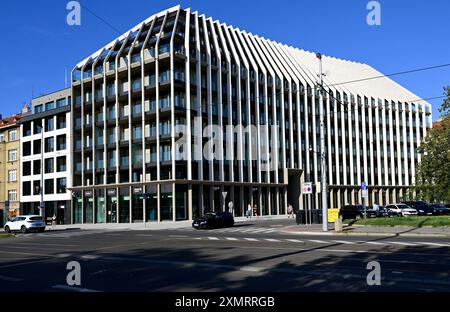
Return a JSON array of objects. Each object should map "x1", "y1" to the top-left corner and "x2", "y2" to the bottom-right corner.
[
  {"x1": 21, "y1": 226, "x2": 28, "y2": 234},
  {"x1": 4, "y1": 226, "x2": 10, "y2": 233}
]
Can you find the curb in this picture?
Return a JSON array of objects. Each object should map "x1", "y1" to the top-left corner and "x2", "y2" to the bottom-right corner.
[{"x1": 280, "y1": 230, "x2": 450, "y2": 238}]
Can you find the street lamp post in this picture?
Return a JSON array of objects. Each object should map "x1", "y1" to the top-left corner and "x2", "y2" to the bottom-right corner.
[
  {"x1": 38, "y1": 125, "x2": 45, "y2": 218},
  {"x1": 316, "y1": 53, "x2": 328, "y2": 232}
]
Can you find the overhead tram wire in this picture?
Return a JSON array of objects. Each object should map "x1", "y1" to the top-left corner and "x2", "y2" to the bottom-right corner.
[
  {"x1": 79, "y1": 2, "x2": 123, "y2": 35},
  {"x1": 327, "y1": 63, "x2": 450, "y2": 87}
]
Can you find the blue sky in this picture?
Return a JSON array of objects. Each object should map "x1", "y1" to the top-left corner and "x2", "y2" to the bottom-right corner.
[{"x1": 0, "y1": 0, "x2": 448, "y2": 120}]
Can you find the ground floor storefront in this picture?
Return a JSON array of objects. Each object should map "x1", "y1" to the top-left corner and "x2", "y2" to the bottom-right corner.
[
  {"x1": 21, "y1": 201, "x2": 71, "y2": 225},
  {"x1": 70, "y1": 182, "x2": 295, "y2": 225}
]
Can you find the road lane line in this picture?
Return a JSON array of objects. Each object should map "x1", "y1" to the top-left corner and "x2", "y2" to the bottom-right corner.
[
  {"x1": 388, "y1": 241, "x2": 418, "y2": 246},
  {"x1": 307, "y1": 240, "x2": 329, "y2": 244},
  {"x1": 285, "y1": 239, "x2": 303, "y2": 243},
  {"x1": 244, "y1": 238, "x2": 258, "y2": 241},
  {"x1": 225, "y1": 237, "x2": 238, "y2": 241},
  {"x1": 332, "y1": 240, "x2": 356, "y2": 245},
  {"x1": 365, "y1": 242, "x2": 387, "y2": 245},
  {"x1": 207, "y1": 237, "x2": 219, "y2": 240},
  {"x1": 415, "y1": 242, "x2": 450, "y2": 247},
  {"x1": 264, "y1": 239, "x2": 281, "y2": 242}
]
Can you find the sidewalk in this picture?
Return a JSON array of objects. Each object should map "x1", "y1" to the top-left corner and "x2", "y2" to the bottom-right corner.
[
  {"x1": 47, "y1": 215, "x2": 287, "y2": 232},
  {"x1": 281, "y1": 223, "x2": 450, "y2": 237}
]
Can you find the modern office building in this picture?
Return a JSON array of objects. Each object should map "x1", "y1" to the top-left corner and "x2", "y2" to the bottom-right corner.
[
  {"x1": 20, "y1": 88, "x2": 72, "y2": 224},
  {"x1": 69, "y1": 5, "x2": 432, "y2": 224},
  {"x1": 0, "y1": 110, "x2": 27, "y2": 225}
]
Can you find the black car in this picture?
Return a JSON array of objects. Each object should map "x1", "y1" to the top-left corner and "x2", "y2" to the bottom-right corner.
[
  {"x1": 402, "y1": 201, "x2": 435, "y2": 216},
  {"x1": 429, "y1": 204, "x2": 450, "y2": 215},
  {"x1": 339, "y1": 205, "x2": 377, "y2": 220},
  {"x1": 192, "y1": 212, "x2": 235, "y2": 230}
]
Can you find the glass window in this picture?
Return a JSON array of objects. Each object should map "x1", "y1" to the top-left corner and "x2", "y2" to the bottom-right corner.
[
  {"x1": 8, "y1": 190, "x2": 18, "y2": 202},
  {"x1": 45, "y1": 137, "x2": 54, "y2": 153},
  {"x1": 45, "y1": 101, "x2": 55, "y2": 111},
  {"x1": 45, "y1": 158, "x2": 54, "y2": 174},
  {"x1": 45, "y1": 117, "x2": 54, "y2": 132},
  {"x1": 8, "y1": 149, "x2": 18, "y2": 161},
  {"x1": 23, "y1": 141, "x2": 31, "y2": 156},
  {"x1": 35, "y1": 105, "x2": 43, "y2": 114},
  {"x1": 33, "y1": 160, "x2": 40, "y2": 175},
  {"x1": 8, "y1": 170, "x2": 17, "y2": 182},
  {"x1": 23, "y1": 161, "x2": 31, "y2": 176},
  {"x1": 33, "y1": 140, "x2": 41, "y2": 155},
  {"x1": 57, "y1": 115, "x2": 66, "y2": 129},
  {"x1": 8, "y1": 129, "x2": 18, "y2": 141},
  {"x1": 45, "y1": 179, "x2": 54, "y2": 195},
  {"x1": 23, "y1": 181, "x2": 31, "y2": 196},
  {"x1": 57, "y1": 156, "x2": 66, "y2": 172},
  {"x1": 56, "y1": 98, "x2": 67, "y2": 108},
  {"x1": 57, "y1": 178, "x2": 67, "y2": 194},
  {"x1": 57, "y1": 135, "x2": 66, "y2": 150},
  {"x1": 33, "y1": 181, "x2": 41, "y2": 195}
]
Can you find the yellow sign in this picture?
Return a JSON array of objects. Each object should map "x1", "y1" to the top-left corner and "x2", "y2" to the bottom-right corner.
[{"x1": 328, "y1": 208, "x2": 340, "y2": 223}]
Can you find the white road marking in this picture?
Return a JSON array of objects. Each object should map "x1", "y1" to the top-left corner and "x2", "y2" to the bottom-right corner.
[
  {"x1": 285, "y1": 239, "x2": 303, "y2": 243},
  {"x1": 365, "y1": 241, "x2": 387, "y2": 245},
  {"x1": 244, "y1": 238, "x2": 258, "y2": 242},
  {"x1": 388, "y1": 241, "x2": 418, "y2": 246},
  {"x1": 52, "y1": 285, "x2": 102, "y2": 293},
  {"x1": 415, "y1": 242, "x2": 450, "y2": 247},
  {"x1": 225, "y1": 237, "x2": 238, "y2": 241},
  {"x1": 307, "y1": 240, "x2": 329, "y2": 244},
  {"x1": 81, "y1": 255, "x2": 100, "y2": 260},
  {"x1": 332, "y1": 240, "x2": 356, "y2": 245},
  {"x1": 264, "y1": 239, "x2": 281, "y2": 242},
  {"x1": 207, "y1": 237, "x2": 219, "y2": 240}
]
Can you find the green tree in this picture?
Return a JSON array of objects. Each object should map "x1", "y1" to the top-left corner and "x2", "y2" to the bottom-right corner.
[{"x1": 415, "y1": 87, "x2": 450, "y2": 203}]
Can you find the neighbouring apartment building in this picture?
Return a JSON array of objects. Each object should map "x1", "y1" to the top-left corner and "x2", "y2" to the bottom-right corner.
[
  {"x1": 68, "y1": 6, "x2": 432, "y2": 224},
  {"x1": 19, "y1": 88, "x2": 72, "y2": 224},
  {"x1": 0, "y1": 110, "x2": 27, "y2": 225}
]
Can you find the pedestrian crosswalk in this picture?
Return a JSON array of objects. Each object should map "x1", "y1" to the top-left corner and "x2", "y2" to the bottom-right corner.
[
  {"x1": 180, "y1": 226, "x2": 280, "y2": 234},
  {"x1": 16, "y1": 230, "x2": 106, "y2": 239},
  {"x1": 192, "y1": 236, "x2": 450, "y2": 247}
]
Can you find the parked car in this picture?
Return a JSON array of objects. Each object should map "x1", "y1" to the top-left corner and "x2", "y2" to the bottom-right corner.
[
  {"x1": 402, "y1": 201, "x2": 435, "y2": 216},
  {"x1": 385, "y1": 204, "x2": 418, "y2": 217},
  {"x1": 429, "y1": 204, "x2": 450, "y2": 215},
  {"x1": 375, "y1": 206, "x2": 397, "y2": 218},
  {"x1": 192, "y1": 212, "x2": 235, "y2": 230},
  {"x1": 4, "y1": 215, "x2": 46, "y2": 234},
  {"x1": 339, "y1": 205, "x2": 377, "y2": 220}
]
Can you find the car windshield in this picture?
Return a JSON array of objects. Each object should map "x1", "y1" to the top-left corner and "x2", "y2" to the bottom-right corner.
[
  {"x1": 203, "y1": 213, "x2": 216, "y2": 219},
  {"x1": 397, "y1": 205, "x2": 411, "y2": 209},
  {"x1": 29, "y1": 216, "x2": 43, "y2": 221}
]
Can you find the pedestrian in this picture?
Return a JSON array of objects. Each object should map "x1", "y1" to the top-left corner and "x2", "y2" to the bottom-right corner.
[
  {"x1": 228, "y1": 201, "x2": 234, "y2": 216},
  {"x1": 373, "y1": 202, "x2": 380, "y2": 212},
  {"x1": 287, "y1": 204, "x2": 294, "y2": 219},
  {"x1": 246, "y1": 203, "x2": 252, "y2": 219},
  {"x1": 52, "y1": 214, "x2": 57, "y2": 227},
  {"x1": 253, "y1": 205, "x2": 258, "y2": 217}
]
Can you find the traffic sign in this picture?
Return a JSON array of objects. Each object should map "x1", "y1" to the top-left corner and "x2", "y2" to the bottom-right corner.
[
  {"x1": 222, "y1": 192, "x2": 228, "y2": 200},
  {"x1": 362, "y1": 190, "x2": 367, "y2": 198},
  {"x1": 303, "y1": 182, "x2": 313, "y2": 194}
]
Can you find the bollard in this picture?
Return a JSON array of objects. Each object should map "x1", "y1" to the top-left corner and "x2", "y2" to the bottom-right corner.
[{"x1": 335, "y1": 216, "x2": 343, "y2": 232}]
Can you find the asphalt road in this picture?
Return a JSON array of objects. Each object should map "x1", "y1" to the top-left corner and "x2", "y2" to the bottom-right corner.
[{"x1": 0, "y1": 219, "x2": 449, "y2": 292}]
